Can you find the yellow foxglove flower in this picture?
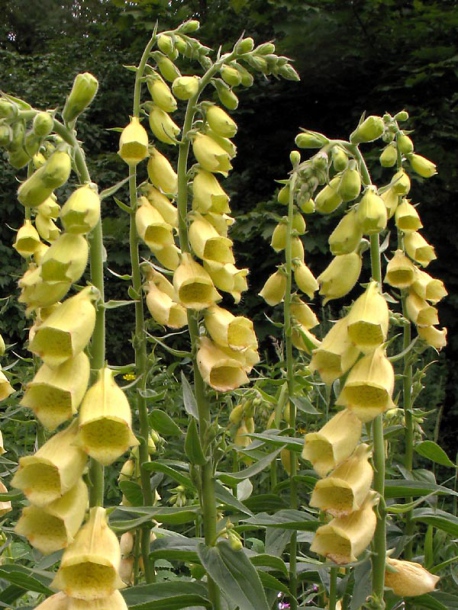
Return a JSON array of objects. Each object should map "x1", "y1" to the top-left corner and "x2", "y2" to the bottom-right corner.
[
  {"x1": 36, "y1": 213, "x2": 61, "y2": 243},
  {"x1": 385, "y1": 249, "x2": 417, "y2": 288},
  {"x1": 174, "y1": 252, "x2": 221, "y2": 310},
  {"x1": 317, "y1": 252, "x2": 362, "y2": 305},
  {"x1": 135, "y1": 197, "x2": 174, "y2": 250},
  {"x1": 293, "y1": 261, "x2": 319, "y2": 299},
  {"x1": 379, "y1": 142, "x2": 397, "y2": 167},
  {"x1": 290, "y1": 297, "x2": 319, "y2": 329},
  {"x1": 37, "y1": 196, "x2": 60, "y2": 220},
  {"x1": 302, "y1": 409, "x2": 362, "y2": 478},
  {"x1": 154, "y1": 53, "x2": 181, "y2": 82},
  {"x1": 405, "y1": 291, "x2": 439, "y2": 326},
  {"x1": 336, "y1": 346, "x2": 395, "y2": 422},
  {"x1": 205, "y1": 104, "x2": 238, "y2": 138},
  {"x1": 118, "y1": 117, "x2": 149, "y2": 166},
  {"x1": 395, "y1": 199, "x2": 423, "y2": 233},
  {"x1": 390, "y1": 169, "x2": 411, "y2": 195},
  {"x1": 18, "y1": 265, "x2": 71, "y2": 312},
  {"x1": 29, "y1": 286, "x2": 98, "y2": 368},
  {"x1": 33, "y1": 241, "x2": 49, "y2": 264},
  {"x1": 11, "y1": 420, "x2": 87, "y2": 506},
  {"x1": 291, "y1": 325, "x2": 321, "y2": 353},
  {"x1": 411, "y1": 268, "x2": 447, "y2": 303},
  {"x1": 314, "y1": 179, "x2": 343, "y2": 214},
  {"x1": 18, "y1": 150, "x2": 72, "y2": 207},
  {"x1": 328, "y1": 208, "x2": 363, "y2": 255},
  {"x1": 146, "y1": 75, "x2": 177, "y2": 113},
  {"x1": 407, "y1": 153, "x2": 437, "y2": 179},
  {"x1": 204, "y1": 211, "x2": 234, "y2": 237},
  {"x1": 150, "y1": 243, "x2": 181, "y2": 271},
  {"x1": 417, "y1": 325, "x2": 447, "y2": 350},
  {"x1": 148, "y1": 105, "x2": 180, "y2": 145},
  {"x1": 145, "y1": 281, "x2": 187, "y2": 329},
  {"x1": 62, "y1": 72, "x2": 99, "y2": 125},
  {"x1": 356, "y1": 187, "x2": 387, "y2": 235},
  {"x1": 309, "y1": 316, "x2": 360, "y2": 385},
  {"x1": 350, "y1": 115, "x2": 384, "y2": 143},
  {"x1": 27, "y1": 592, "x2": 68, "y2": 610},
  {"x1": 0, "y1": 367, "x2": 14, "y2": 401},
  {"x1": 404, "y1": 231, "x2": 437, "y2": 267},
  {"x1": 270, "y1": 222, "x2": 288, "y2": 252},
  {"x1": 189, "y1": 214, "x2": 235, "y2": 264},
  {"x1": 192, "y1": 132, "x2": 233, "y2": 176},
  {"x1": 0, "y1": 481, "x2": 12, "y2": 516},
  {"x1": 218, "y1": 342, "x2": 260, "y2": 373},
  {"x1": 397, "y1": 133, "x2": 414, "y2": 154},
  {"x1": 204, "y1": 261, "x2": 248, "y2": 303},
  {"x1": 206, "y1": 130, "x2": 237, "y2": 158},
  {"x1": 13, "y1": 220, "x2": 42, "y2": 258},
  {"x1": 204, "y1": 305, "x2": 257, "y2": 351},
  {"x1": 147, "y1": 148, "x2": 178, "y2": 195},
  {"x1": 172, "y1": 75, "x2": 200, "y2": 100},
  {"x1": 197, "y1": 336, "x2": 250, "y2": 392},
  {"x1": 60, "y1": 184, "x2": 101, "y2": 235},
  {"x1": 15, "y1": 478, "x2": 88, "y2": 554},
  {"x1": 385, "y1": 557, "x2": 440, "y2": 597},
  {"x1": 142, "y1": 184, "x2": 178, "y2": 227},
  {"x1": 192, "y1": 169, "x2": 230, "y2": 214},
  {"x1": 336, "y1": 162, "x2": 361, "y2": 202},
  {"x1": 380, "y1": 186, "x2": 400, "y2": 218},
  {"x1": 347, "y1": 281, "x2": 389, "y2": 353},
  {"x1": 259, "y1": 269, "x2": 287, "y2": 306},
  {"x1": 75, "y1": 368, "x2": 139, "y2": 466},
  {"x1": 310, "y1": 444, "x2": 373, "y2": 517},
  {"x1": 0, "y1": 429, "x2": 5, "y2": 454},
  {"x1": 21, "y1": 351, "x2": 90, "y2": 431},
  {"x1": 310, "y1": 494, "x2": 377, "y2": 564},
  {"x1": 40, "y1": 233, "x2": 89, "y2": 283},
  {"x1": 51, "y1": 506, "x2": 125, "y2": 599}
]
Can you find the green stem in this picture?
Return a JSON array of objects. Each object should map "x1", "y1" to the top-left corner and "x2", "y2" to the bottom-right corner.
[{"x1": 328, "y1": 567, "x2": 338, "y2": 610}]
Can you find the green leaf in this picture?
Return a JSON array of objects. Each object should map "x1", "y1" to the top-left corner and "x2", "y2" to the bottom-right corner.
[
  {"x1": 250, "y1": 553, "x2": 288, "y2": 577},
  {"x1": 184, "y1": 418, "x2": 207, "y2": 466},
  {"x1": 244, "y1": 493, "x2": 289, "y2": 513},
  {"x1": 149, "y1": 409, "x2": 182, "y2": 437},
  {"x1": 385, "y1": 479, "x2": 458, "y2": 499},
  {"x1": 102, "y1": 299, "x2": 135, "y2": 309},
  {"x1": 0, "y1": 488, "x2": 24, "y2": 502},
  {"x1": 413, "y1": 591, "x2": 458, "y2": 610},
  {"x1": 412, "y1": 508, "x2": 458, "y2": 537},
  {"x1": 122, "y1": 581, "x2": 211, "y2": 609},
  {"x1": 143, "y1": 461, "x2": 193, "y2": 489},
  {"x1": 119, "y1": 481, "x2": 144, "y2": 506},
  {"x1": 149, "y1": 537, "x2": 200, "y2": 563},
  {"x1": 214, "y1": 481, "x2": 254, "y2": 516},
  {"x1": 415, "y1": 441, "x2": 457, "y2": 467},
  {"x1": 100, "y1": 176, "x2": 130, "y2": 200},
  {"x1": 0, "y1": 565, "x2": 53, "y2": 596},
  {"x1": 290, "y1": 395, "x2": 320, "y2": 415},
  {"x1": 113, "y1": 195, "x2": 133, "y2": 213},
  {"x1": 110, "y1": 505, "x2": 200, "y2": 531},
  {"x1": 241, "y1": 509, "x2": 318, "y2": 531},
  {"x1": 245, "y1": 430, "x2": 304, "y2": 452},
  {"x1": 198, "y1": 540, "x2": 270, "y2": 610},
  {"x1": 257, "y1": 570, "x2": 290, "y2": 594},
  {"x1": 218, "y1": 447, "x2": 284, "y2": 484},
  {"x1": 181, "y1": 371, "x2": 198, "y2": 419}
]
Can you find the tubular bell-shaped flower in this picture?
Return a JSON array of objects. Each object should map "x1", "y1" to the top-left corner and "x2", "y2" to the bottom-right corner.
[
  {"x1": 145, "y1": 280, "x2": 187, "y2": 329},
  {"x1": 405, "y1": 291, "x2": 439, "y2": 326},
  {"x1": 0, "y1": 367, "x2": 14, "y2": 401},
  {"x1": 328, "y1": 208, "x2": 363, "y2": 255},
  {"x1": 336, "y1": 346, "x2": 395, "y2": 422},
  {"x1": 197, "y1": 336, "x2": 250, "y2": 392},
  {"x1": 346, "y1": 281, "x2": 389, "y2": 353},
  {"x1": 302, "y1": 409, "x2": 363, "y2": 478},
  {"x1": 404, "y1": 231, "x2": 437, "y2": 267},
  {"x1": 60, "y1": 184, "x2": 101, "y2": 235},
  {"x1": 356, "y1": 187, "x2": 387, "y2": 235},
  {"x1": 411, "y1": 268, "x2": 447, "y2": 303},
  {"x1": 148, "y1": 104, "x2": 180, "y2": 145},
  {"x1": 28, "y1": 286, "x2": 98, "y2": 368},
  {"x1": 174, "y1": 252, "x2": 221, "y2": 309},
  {"x1": 417, "y1": 324, "x2": 447, "y2": 350},
  {"x1": 188, "y1": 214, "x2": 235, "y2": 264},
  {"x1": 135, "y1": 196, "x2": 175, "y2": 250},
  {"x1": 0, "y1": 481, "x2": 12, "y2": 516},
  {"x1": 15, "y1": 478, "x2": 88, "y2": 554},
  {"x1": 384, "y1": 249, "x2": 417, "y2": 289},
  {"x1": 118, "y1": 117, "x2": 149, "y2": 166},
  {"x1": 21, "y1": 351, "x2": 90, "y2": 430},
  {"x1": 51, "y1": 506, "x2": 125, "y2": 599},
  {"x1": 192, "y1": 169, "x2": 230, "y2": 214},
  {"x1": 147, "y1": 148, "x2": 178, "y2": 195},
  {"x1": 204, "y1": 260, "x2": 248, "y2": 303},
  {"x1": 259, "y1": 269, "x2": 287, "y2": 306},
  {"x1": 13, "y1": 220, "x2": 42, "y2": 257},
  {"x1": 310, "y1": 444, "x2": 374, "y2": 517},
  {"x1": 204, "y1": 304, "x2": 257, "y2": 351},
  {"x1": 18, "y1": 265, "x2": 71, "y2": 312},
  {"x1": 293, "y1": 261, "x2": 319, "y2": 299},
  {"x1": 40, "y1": 233, "x2": 89, "y2": 283},
  {"x1": 290, "y1": 296, "x2": 319, "y2": 329},
  {"x1": 385, "y1": 557, "x2": 440, "y2": 597},
  {"x1": 75, "y1": 367, "x2": 139, "y2": 466},
  {"x1": 142, "y1": 184, "x2": 178, "y2": 227},
  {"x1": 394, "y1": 199, "x2": 423, "y2": 233},
  {"x1": 317, "y1": 252, "x2": 362, "y2": 305},
  {"x1": 11, "y1": 420, "x2": 88, "y2": 506},
  {"x1": 192, "y1": 132, "x2": 233, "y2": 176}
]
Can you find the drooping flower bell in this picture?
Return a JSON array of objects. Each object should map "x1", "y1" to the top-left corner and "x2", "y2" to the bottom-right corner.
[
  {"x1": 147, "y1": 147, "x2": 178, "y2": 195},
  {"x1": 346, "y1": 281, "x2": 389, "y2": 353},
  {"x1": 135, "y1": 197, "x2": 175, "y2": 251},
  {"x1": 35, "y1": 591, "x2": 129, "y2": 610},
  {"x1": 384, "y1": 249, "x2": 417, "y2": 289},
  {"x1": 142, "y1": 184, "x2": 178, "y2": 227},
  {"x1": 15, "y1": 478, "x2": 88, "y2": 554},
  {"x1": 204, "y1": 260, "x2": 248, "y2": 303},
  {"x1": 60, "y1": 184, "x2": 101, "y2": 235},
  {"x1": 328, "y1": 208, "x2": 363, "y2": 255},
  {"x1": 40, "y1": 233, "x2": 89, "y2": 284},
  {"x1": 385, "y1": 557, "x2": 440, "y2": 597},
  {"x1": 417, "y1": 325, "x2": 447, "y2": 350},
  {"x1": 174, "y1": 252, "x2": 221, "y2": 310},
  {"x1": 407, "y1": 153, "x2": 437, "y2": 179},
  {"x1": 146, "y1": 74, "x2": 177, "y2": 113},
  {"x1": 118, "y1": 117, "x2": 149, "y2": 166},
  {"x1": 390, "y1": 169, "x2": 411, "y2": 196},
  {"x1": 302, "y1": 409, "x2": 363, "y2": 478},
  {"x1": 380, "y1": 186, "x2": 400, "y2": 218},
  {"x1": 336, "y1": 346, "x2": 395, "y2": 422},
  {"x1": 293, "y1": 261, "x2": 319, "y2": 299},
  {"x1": 148, "y1": 105, "x2": 180, "y2": 145},
  {"x1": 11, "y1": 420, "x2": 88, "y2": 506},
  {"x1": 0, "y1": 481, "x2": 12, "y2": 516},
  {"x1": 0, "y1": 367, "x2": 14, "y2": 401},
  {"x1": 356, "y1": 187, "x2": 387, "y2": 235},
  {"x1": 317, "y1": 252, "x2": 362, "y2": 305},
  {"x1": 309, "y1": 316, "x2": 360, "y2": 385},
  {"x1": 145, "y1": 280, "x2": 187, "y2": 329},
  {"x1": 35, "y1": 213, "x2": 61, "y2": 243},
  {"x1": 395, "y1": 199, "x2": 423, "y2": 233},
  {"x1": 21, "y1": 351, "x2": 90, "y2": 431},
  {"x1": 151, "y1": 243, "x2": 181, "y2": 271},
  {"x1": 404, "y1": 231, "x2": 437, "y2": 267},
  {"x1": 197, "y1": 336, "x2": 250, "y2": 392},
  {"x1": 192, "y1": 132, "x2": 233, "y2": 176},
  {"x1": 18, "y1": 265, "x2": 71, "y2": 313},
  {"x1": 411, "y1": 268, "x2": 447, "y2": 303},
  {"x1": 310, "y1": 493, "x2": 378, "y2": 564},
  {"x1": 204, "y1": 304, "x2": 257, "y2": 351},
  {"x1": 405, "y1": 291, "x2": 439, "y2": 326},
  {"x1": 310, "y1": 444, "x2": 373, "y2": 517},
  {"x1": 290, "y1": 296, "x2": 319, "y2": 329},
  {"x1": 51, "y1": 506, "x2": 125, "y2": 600},
  {"x1": 336, "y1": 161, "x2": 361, "y2": 202},
  {"x1": 205, "y1": 104, "x2": 238, "y2": 138},
  {"x1": 28, "y1": 286, "x2": 98, "y2": 368},
  {"x1": 75, "y1": 367, "x2": 139, "y2": 466},
  {"x1": 192, "y1": 169, "x2": 230, "y2": 214},
  {"x1": 291, "y1": 324, "x2": 321, "y2": 353},
  {"x1": 259, "y1": 269, "x2": 287, "y2": 306},
  {"x1": 13, "y1": 220, "x2": 42, "y2": 258},
  {"x1": 189, "y1": 214, "x2": 235, "y2": 264}
]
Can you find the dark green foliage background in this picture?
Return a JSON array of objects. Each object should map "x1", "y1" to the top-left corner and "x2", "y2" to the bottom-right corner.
[{"x1": 0, "y1": 0, "x2": 457, "y2": 450}]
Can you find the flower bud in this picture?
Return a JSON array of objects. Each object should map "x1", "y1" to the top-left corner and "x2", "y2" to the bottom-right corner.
[
  {"x1": 347, "y1": 281, "x2": 389, "y2": 353},
  {"x1": 148, "y1": 105, "x2": 180, "y2": 145},
  {"x1": 259, "y1": 269, "x2": 287, "y2": 306},
  {"x1": 29, "y1": 286, "x2": 98, "y2": 368},
  {"x1": 336, "y1": 346, "x2": 395, "y2": 422},
  {"x1": 220, "y1": 64, "x2": 242, "y2": 86},
  {"x1": 290, "y1": 297, "x2": 319, "y2": 329},
  {"x1": 189, "y1": 215, "x2": 235, "y2": 264},
  {"x1": 174, "y1": 252, "x2": 221, "y2": 310},
  {"x1": 193, "y1": 133, "x2": 233, "y2": 175},
  {"x1": 317, "y1": 252, "x2": 362, "y2": 305},
  {"x1": 328, "y1": 209, "x2": 363, "y2": 255},
  {"x1": 293, "y1": 261, "x2": 319, "y2": 299},
  {"x1": 417, "y1": 325, "x2": 447, "y2": 350},
  {"x1": 51, "y1": 506, "x2": 125, "y2": 599},
  {"x1": 172, "y1": 75, "x2": 200, "y2": 100},
  {"x1": 350, "y1": 115, "x2": 385, "y2": 143},
  {"x1": 147, "y1": 148, "x2": 178, "y2": 194},
  {"x1": 405, "y1": 291, "x2": 439, "y2": 326},
  {"x1": 384, "y1": 249, "x2": 417, "y2": 288},
  {"x1": 332, "y1": 146, "x2": 348, "y2": 171},
  {"x1": 395, "y1": 199, "x2": 423, "y2": 233},
  {"x1": 213, "y1": 79, "x2": 239, "y2": 110},
  {"x1": 395, "y1": 110, "x2": 409, "y2": 121},
  {"x1": 157, "y1": 33, "x2": 175, "y2": 56},
  {"x1": 379, "y1": 142, "x2": 398, "y2": 167},
  {"x1": 21, "y1": 351, "x2": 90, "y2": 431},
  {"x1": 197, "y1": 337, "x2": 250, "y2": 392},
  {"x1": 75, "y1": 368, "x2": 139, "y2": 466},
  {"x1": 390, "y1": 169, "x2": 411, "y2": 195},
  {"x1": 314, "y1": 178, "x2": 343, "y2": 214},
  {"x1": 291, "y1": 325, "x2": 321, "y2": 353},
  {"x1": 356, "y1": 187, "x2": 387, "y2": 235},
  {"x1": 404, "y1": 231, "x2": 437, "y2": 267},
  {"x1": 411, "y1": 268, "x2": 447, "y2": 303},
  {"x1": 135, "y1": 197, "x2": 174, "y2": 250},
  {"x1": 13, "y1": 220, "x2": 42, "y2": 258},
  {"x1": 40, "y1": 233, "x2": 89, "y2": 283},
  {"x1": 192, "y1": 169, "x2": 230, "y2": 214},
  {"x1": 397, "y1": 133, "x2": 414, "y2": 154},
  {"x1": 303, "y1": 409, "x2": 363, "y2": 478},
  {"x1": 153, "y1": 53, "x2": 181, "y2": 82},
  {"x1": 142, "y1": 184, "x2": 177, "y2": 226},
  {"x1": 235, "y1": 37, "x2": 255, "y2": 54},
  {"x1": 60, "y1": 184, "x2": 101, "y2": 234},
  {"x1": 11, "y1": 420, "x2": 87, "y2": 506},
  {"x1": 295, "y1": 130, "x2": 328, "y2": 149},
  {"x1": 385, "y1": 557, "x2": 440, "y2": 597},
  {"x1": 33, "y1": 111, "x2": 54, "y2": 137},
  {"x1": 118, "y1": 117, "x2": 149, "y2": 166},
  {"x1": 0, "y1": 98, "x2": 17, "y2": 119},
  {"x1": 336, "y1": 163, "x2": 361, "y2": 202},
  {"x1": 62, "y1": 73, "x2": 99, "y2": 124},
  {"x1": 408, "y1": 153, "x2": 437, "y2": 178},
  {"x1": 205, "y1": 104, "x2": 238, "y2": 138},
  {"x1": 380, "y1": 186, "x2": 400, "y2": 218}
]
